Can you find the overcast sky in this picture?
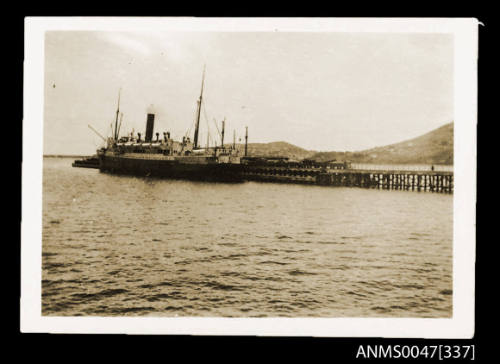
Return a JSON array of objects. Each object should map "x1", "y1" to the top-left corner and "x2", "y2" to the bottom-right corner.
[{"x1": 43, "y1": 31, "x2": 453, "y2": 155}]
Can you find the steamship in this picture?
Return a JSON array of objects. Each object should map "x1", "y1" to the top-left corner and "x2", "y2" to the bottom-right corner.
[{"x1": 95, "y1": 68, "x2": 247, "y2": 182}]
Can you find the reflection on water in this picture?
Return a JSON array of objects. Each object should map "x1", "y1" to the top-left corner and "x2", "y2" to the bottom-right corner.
[{"x1": 42, "y1": 157, "x2": 453, "y2": 317}]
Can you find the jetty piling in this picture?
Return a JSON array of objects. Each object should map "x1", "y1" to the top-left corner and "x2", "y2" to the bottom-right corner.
[{"x1": 242, "y1": 165, "x2": 453, "y2": 193}]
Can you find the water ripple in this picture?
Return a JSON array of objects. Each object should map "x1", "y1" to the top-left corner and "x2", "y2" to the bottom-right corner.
[{"x1": 42, "y1": 158, "x2": 453, "y2": 317}]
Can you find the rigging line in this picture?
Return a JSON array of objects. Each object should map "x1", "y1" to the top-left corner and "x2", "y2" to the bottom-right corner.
[
  {"x1": 199, "y1": 89, "x2": 222, "y2": 144},
  {"x1": 201, "y1": 109, "x2": 216, "y2": 149},
  {"x1": 185, "y1": 106, "x2": 198, "y2": 138},
  {"x1": 205, "y1": 110, "x2": 218, "y2": 148},
  {"x1": 201, "y1": 106, "x2": 211, "y2": 144},
  {"x1": 201, "y1": 102, "x2": 211, "y2": 130},
  {"x1": 203, "y1": 109, "x2": 211, "y2": 145},
  {"x1": 205, "y1": 130, "x2": 216, "y2": 149},
  {"x1": 201, "y1": 99, "x2": 221, "y2": 139},
  {"x1": 210, "y1": 132, "x2": 217, "y2": 147},
  {"x1": 212, "y1": 117, "x2": 221, "y2": 139},
  {"x1": 204, "y1": 103, "x2": 210, "y2": 129},
  {"x1": 185, "y1": 121, "x2": 194, "y2": 138}
]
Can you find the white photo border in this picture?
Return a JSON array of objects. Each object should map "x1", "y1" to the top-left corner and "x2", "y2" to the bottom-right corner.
[{"x1": 22, "y1": 17, "x2": 478, "y2": 337}]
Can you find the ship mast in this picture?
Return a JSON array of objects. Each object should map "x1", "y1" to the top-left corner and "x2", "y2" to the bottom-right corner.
[
  {"x1": 117, "y1": 113, "x2": 123, "y2": 140},
  {"x1": 221, "y1": 117, "x2": 225, "y2": 148},
  {"x1": 245, "y1": 126, "x2": 248, "y2": 157},
  {"x1": 193, "y1": 65, "x2": 206, "y2": 149},
  {"x1": 114, "y1": 88, "x2": 121, "y2": 141}
]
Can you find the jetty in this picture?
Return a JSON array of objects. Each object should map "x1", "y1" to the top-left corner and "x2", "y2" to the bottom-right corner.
[
  {"x1": 241, "y1": 160, "x2": 453, "y2": 193},
  {"x1": 72, "y1": 155, "x2": 453, "y2": 193}
]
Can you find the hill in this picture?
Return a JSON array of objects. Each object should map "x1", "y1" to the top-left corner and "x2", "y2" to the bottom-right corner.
[
  {"x1": 235, "y1": 141, "x2": 316, "y2": 161},
  {"x1": 311, "y1": 122, "x2": 454, "y2": 165},
  {"x1": 52, "y1": 123, "x2": 453, "y2": 165}
]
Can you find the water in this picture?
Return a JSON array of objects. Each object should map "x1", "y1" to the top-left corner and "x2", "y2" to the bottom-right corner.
[{"x1": 42, "y1": 157, "x2": 453, "y2": 317}]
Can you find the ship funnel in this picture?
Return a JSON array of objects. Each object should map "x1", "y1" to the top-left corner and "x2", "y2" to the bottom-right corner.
[{"x1": 145, "y1": 105, "x2": 155, "y2": 143}]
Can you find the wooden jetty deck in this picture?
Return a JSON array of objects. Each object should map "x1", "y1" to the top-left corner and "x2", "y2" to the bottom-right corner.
[{"x1": 243, "y1": 166, "x2": 453, "y2": 193}]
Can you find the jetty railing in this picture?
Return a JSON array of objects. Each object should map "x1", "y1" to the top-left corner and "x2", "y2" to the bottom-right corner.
[
  {"x1": 242, "y1": 165, "x2": 453, "y2": 193},
  {"x1": 350, "y1": 163, "x2": 453, "y2": 173}
]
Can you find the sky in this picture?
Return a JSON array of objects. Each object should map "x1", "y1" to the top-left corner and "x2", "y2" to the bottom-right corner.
[{"x1": 43, "y1": 31, "x2": 453, "y2": 155}]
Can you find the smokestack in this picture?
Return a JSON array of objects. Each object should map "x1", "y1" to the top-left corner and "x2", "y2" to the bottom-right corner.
[
  {"x1": 145, "y1": 113, "x2": 155, "y2": 142},
  {"x1": 145, "y1": 104, "x2": 155, "y2": 143}
]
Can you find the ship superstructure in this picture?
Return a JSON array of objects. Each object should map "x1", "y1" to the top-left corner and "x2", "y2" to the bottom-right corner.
[{"x1": 95, "y1": 67, "x2": 247, "y2": 182}]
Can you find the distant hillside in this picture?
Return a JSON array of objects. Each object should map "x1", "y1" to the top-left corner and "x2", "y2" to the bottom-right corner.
[
  {"x1": 311, "y1": 122, "x2": 454, "y2": 165},
  {"x1": 47, "y1": 123, "x2": 453, "y2": 165},
  {"x1": 238, "y1": 123, "x2": 453, "y2": 165},
  {"x1": 236, "y1": 141, "x2": 316, "y2": 160},
  {"x1": 44, "y1": 154, "x2": 88, "y2": 158}
]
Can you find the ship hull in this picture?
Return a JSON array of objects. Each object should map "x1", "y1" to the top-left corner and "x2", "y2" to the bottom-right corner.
[{"x1": 99, "y1": 154, "x2": 244, "y2": 182}]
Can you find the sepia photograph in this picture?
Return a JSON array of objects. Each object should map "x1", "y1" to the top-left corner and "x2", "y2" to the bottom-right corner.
[{"x1": 22, "y1": 18, "x2": 477, "y2": 337}]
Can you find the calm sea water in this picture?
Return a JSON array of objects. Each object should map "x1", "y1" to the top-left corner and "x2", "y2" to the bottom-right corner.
[{"x1": 42, "y1": 157, "x2": 453, "y2": 317}]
